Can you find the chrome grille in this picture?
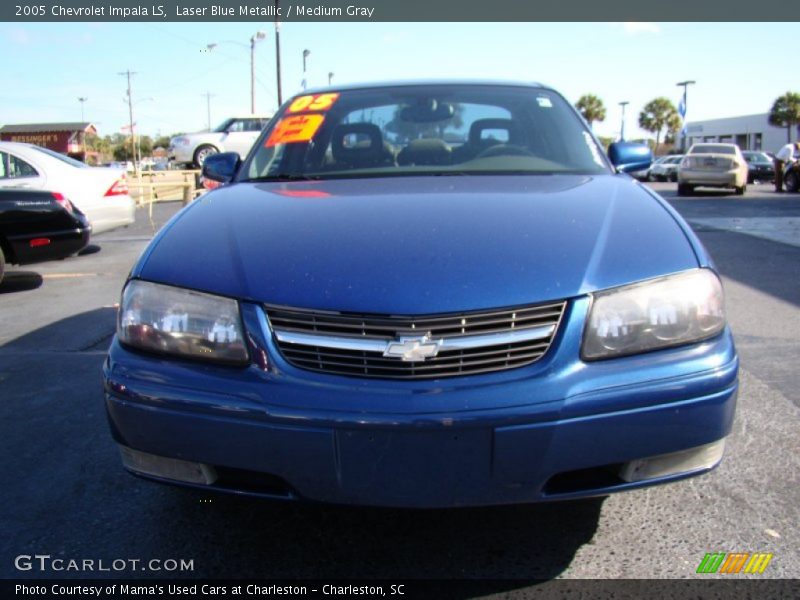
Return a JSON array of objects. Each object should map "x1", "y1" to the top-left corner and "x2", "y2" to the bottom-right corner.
[{"x1": 266, "y1": 301, "x2": 566, "y2": 379}]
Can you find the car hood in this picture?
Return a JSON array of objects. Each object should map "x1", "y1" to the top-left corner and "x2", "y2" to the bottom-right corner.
[{"x1": 136, "y1": 175, "x2": 700, "y2": 314}]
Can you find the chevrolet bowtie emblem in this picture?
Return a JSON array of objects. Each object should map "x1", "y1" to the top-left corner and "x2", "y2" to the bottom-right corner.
[{"x1": 383, "y1": 335, "x2": 442, "y2": 362}]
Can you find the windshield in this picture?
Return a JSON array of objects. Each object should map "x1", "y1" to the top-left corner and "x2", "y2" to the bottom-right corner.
[
  {"x1": 242, "y1": 85, "x2": 610, "y2": 181},
  {"x1": 212, "y1": 119, "x2": 235, "y2": 133},
  {"x1": 31, "y1": 145, "x2": 89, "y2": 168},
  {"x1": 689, "y1": 144, "x2": 736, "y2": 155}
]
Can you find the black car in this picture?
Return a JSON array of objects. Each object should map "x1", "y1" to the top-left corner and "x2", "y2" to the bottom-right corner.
[
  {"x1": 742, "y1": 151, "x2": 775, "y2": 183},
  {"x1": 0, "y1": 189, "x2": 91, "y2": 283}
]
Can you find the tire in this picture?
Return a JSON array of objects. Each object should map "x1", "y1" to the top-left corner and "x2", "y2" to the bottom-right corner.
[
  {"x1": 735, "y1": 185, "x2": 746, "y2": 196},
  {"x1": 192, "y1": 145, "x2": 218, "y2": 169},
  {"x1": 677, "y1": 183, "x2": 693, "y2": 196},
  {"x1": 0, "y1": 243, "x2": 5, "y2": 286},
  {"x1": 785, "y1": 170, "x2": 800, "y2": 193},
  {"x1": 669, "y1": 172, "x2": 678, "y2": 182}
]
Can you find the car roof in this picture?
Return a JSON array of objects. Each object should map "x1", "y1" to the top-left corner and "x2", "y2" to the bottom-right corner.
[{"x1": 302, "y1": 79, "x2": 548, "y2": 96}]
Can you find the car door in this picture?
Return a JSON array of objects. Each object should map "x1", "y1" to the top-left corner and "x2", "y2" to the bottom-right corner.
[
  {"x1": 0, "y1": 150, "x2": 47, "y2": 191},
  {"x1": 222, "y1": 119, "x2": 263, "y2": 157}
]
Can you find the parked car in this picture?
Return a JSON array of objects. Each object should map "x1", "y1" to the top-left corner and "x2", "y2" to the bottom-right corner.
[
  {"x1": 0, "y1": 142, "x2": 134, "y2": 234},
  {"x1": 168, "y1": 116, "x2": 271, "y2": 169},
  {"x1": 648, "y1": 155, "x2": 683, "y2": 182},
  {"x1": 742, "y1": 151, "x2": 775, "y2": 184},
  {"x1": 0, "y1": 189, "x2": 91, "y2": 284},
  {"x1": 677, "y1": 143, "x2": 748, "y2": 195},
  {"x1": 105, "y1": 81, "x2": 737, "y2": 508}
]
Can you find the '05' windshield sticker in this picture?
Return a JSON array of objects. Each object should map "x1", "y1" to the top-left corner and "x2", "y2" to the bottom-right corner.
[
  {"x1": 265, "y1": 114, "x2": 325, "y2": 147},
  {"x1": 288, "y1": 93, "x2": 340, "y2": 113}
]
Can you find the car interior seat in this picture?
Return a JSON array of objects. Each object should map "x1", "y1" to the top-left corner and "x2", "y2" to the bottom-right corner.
[{"x1": 330, "y1": 123, "x2": 395, "y2": 170}]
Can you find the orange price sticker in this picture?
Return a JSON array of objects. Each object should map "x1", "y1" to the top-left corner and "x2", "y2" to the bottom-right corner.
[
  {"x1": 288, "y1": 93, "x2": 340, "y2": 113},
  {"x1": 265, "y1": 114, "x2": 325, "y2": 147}
]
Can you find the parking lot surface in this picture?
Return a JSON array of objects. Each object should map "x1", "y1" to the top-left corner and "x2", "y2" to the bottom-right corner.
[{"x1": 2, "y1": 183, "x2": 799, "y2": 582}]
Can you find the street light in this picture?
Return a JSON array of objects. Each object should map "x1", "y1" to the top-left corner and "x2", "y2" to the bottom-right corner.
[
  {"x1": 328, "y1": 72, "x2": 334, "y2": 86},
  {"x1": 302, "y1": 49, "x2": 310, "y2": 90},
  {"x1": 618, "y1": 101, "x2": 629, "y2": 141},
  {"x1": 78, "y1": 97, "x2": 88, "y2": 122},
  {"x1": 207, "y1": 30, "x2": 266, "y2": 114},
  {"x1": 676, "y1": 80, "x2": 696, "y2": 151}
]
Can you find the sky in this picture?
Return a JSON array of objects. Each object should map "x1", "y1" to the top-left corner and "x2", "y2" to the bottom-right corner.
[{"x1": 0, "y1": 21, "x2": 793, "y2": 143}]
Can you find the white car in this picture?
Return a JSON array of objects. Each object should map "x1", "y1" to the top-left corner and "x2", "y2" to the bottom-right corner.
[
  {"x1": 168, "y1": 116, "x2": 271, "y2": 169},
  {"x1": 0, "y1": 141, "x2": 135, "y2": 234},
  {"x1": 678, "y1": 143, "x2": 749, "y2": 196},
  {"x1": 648, "y1": 155, "x2": 683, "y2": 182}
]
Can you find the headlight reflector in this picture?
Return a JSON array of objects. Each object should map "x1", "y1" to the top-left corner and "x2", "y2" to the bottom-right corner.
[
  {"x1": 118, "y1": 280, "x2": 248, "y2": 364},
  {"x1": 583, "y1": 269, "x2": 725, "y2": 360}
]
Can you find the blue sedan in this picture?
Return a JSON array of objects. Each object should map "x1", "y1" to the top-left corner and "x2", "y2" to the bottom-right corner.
[{"x1": 104, "y1": 82, "x2": 738, "y2": 507}]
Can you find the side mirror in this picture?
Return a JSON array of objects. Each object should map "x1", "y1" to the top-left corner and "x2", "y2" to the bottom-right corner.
[
  {"x1": 608, "y1": 142, "x2": 653, "y2": 174},
  {"x1": 202, "y1": 152, "x2": 240, "y2": 184}
]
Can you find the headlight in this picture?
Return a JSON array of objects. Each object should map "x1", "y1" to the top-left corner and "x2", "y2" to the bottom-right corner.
[
  {"x1": 118, "y1": 280, "x2": 248, "y2": 364},
  {"x1": 172, "y1": 137, "x2": 190, "y2": 146},
  {"x1": 582, "y1": 269, "x2": 725, "y2": 360}
]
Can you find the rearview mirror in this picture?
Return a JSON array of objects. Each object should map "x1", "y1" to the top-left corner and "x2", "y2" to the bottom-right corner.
[
  {"x1": 202, "y1": 152, "x2": 240, "y2": 184},
  {"x1": 608, "y1": 142, "x2": 652, "y2": 174}
]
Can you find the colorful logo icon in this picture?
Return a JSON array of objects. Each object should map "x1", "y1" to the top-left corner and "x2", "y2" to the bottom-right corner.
[{"x1": 696, "y1": 552, "x2": 773, "y2": 574}]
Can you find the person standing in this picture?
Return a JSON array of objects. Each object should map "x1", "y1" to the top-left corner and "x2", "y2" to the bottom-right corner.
[{"x1": 774, "y1": 141, "x2": 800, "y2": 192}]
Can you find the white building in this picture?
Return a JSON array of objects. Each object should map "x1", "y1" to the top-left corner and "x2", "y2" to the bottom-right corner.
[{"x1": 683, "y1": 113, "x2": 797, "y2": 154}]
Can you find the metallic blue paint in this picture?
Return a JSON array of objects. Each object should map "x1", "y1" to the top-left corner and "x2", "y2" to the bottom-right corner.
[
  {"x1": 104, "y1": 140, "x2": 739, "y2": 507},
  {"x1": 133, "y1": 175, "x2": 700, "y2": 314},
  {"x1": 608, "y1": 141, "x2": 654, "y2": 174}
]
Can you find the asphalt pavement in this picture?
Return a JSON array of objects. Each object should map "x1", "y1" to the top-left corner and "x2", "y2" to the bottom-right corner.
[{"x1": 1, "y1": 183, "x2": 799, "y2": 584}]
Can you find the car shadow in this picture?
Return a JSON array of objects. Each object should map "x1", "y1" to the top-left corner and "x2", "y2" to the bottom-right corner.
[
  {"x1": 0, "y1": 271, "x2": 43, "y2": 294},
  {"x1": 157, "y1": 488, "x2": 604, "y2": 583},
  {"x1": 690, "y1": 223, "x2": 800, "y2": 310},
  {"x1": 77, "y1": 244, "x2": 102, "y2": 257}
]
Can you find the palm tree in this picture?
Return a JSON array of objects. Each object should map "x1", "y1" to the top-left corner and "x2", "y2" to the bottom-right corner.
[
  {"x1": 768, "y1": 92, "x2": 800, "y2": 143},
  {"x1": 638, "y1": 98, "x2": 681, "y2": 153},
  {"x1": 575, "y1": 94, "x2": 607, "y2": 130}
]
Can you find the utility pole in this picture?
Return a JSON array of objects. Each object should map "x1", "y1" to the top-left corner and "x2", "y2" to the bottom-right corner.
[
  {"x1": 274, "y1": 0, "x2": 283, "y2": 106},
  {"x1": 202, "y1": 92, "x2": 215, "y2": 130},
  {"x1": 119, "y1": 69, "x2": 137, "y2": 173},
  {"x1": 78, "y1": 97, "x2": 88, "y2": 122}
]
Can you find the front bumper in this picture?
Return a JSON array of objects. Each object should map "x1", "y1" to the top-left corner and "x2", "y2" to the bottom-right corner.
[{"x1": 104, "y1": 300, "x2": 739, "y2": 508}]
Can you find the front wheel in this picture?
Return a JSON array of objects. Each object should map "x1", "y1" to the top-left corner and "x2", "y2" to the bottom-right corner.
[
  {"x1": 677, "y1": 183, "x2": 694, "y2": 196},
  {"x1": 193, "y1": 145, "x2": 218, "y2": 169},
  {"x1": 0, "y1": 243, "x2": 6, "y2": 286},
  {"x1": 735, "y1": 185, "x2": 746, "y2": 196},
  {"x1": 669, "y1": 172, "x2": 678, "y2": 182}
]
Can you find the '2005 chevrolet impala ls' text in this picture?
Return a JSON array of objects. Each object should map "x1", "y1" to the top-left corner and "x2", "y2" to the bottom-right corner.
[{"x1": 103, "y1": 81, "x2": 738, "y2": 507}]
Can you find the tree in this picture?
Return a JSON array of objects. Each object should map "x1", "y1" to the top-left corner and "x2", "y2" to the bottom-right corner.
[
  {"x1": 768, "y1": 92, "x2": 800, "y2": 143},
  {"x1": 575, "y1": 94, "x2": 606, "y2": 130},
  {"x1": 638, "y1": 98, "x2": 681, "y2": 153}
]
